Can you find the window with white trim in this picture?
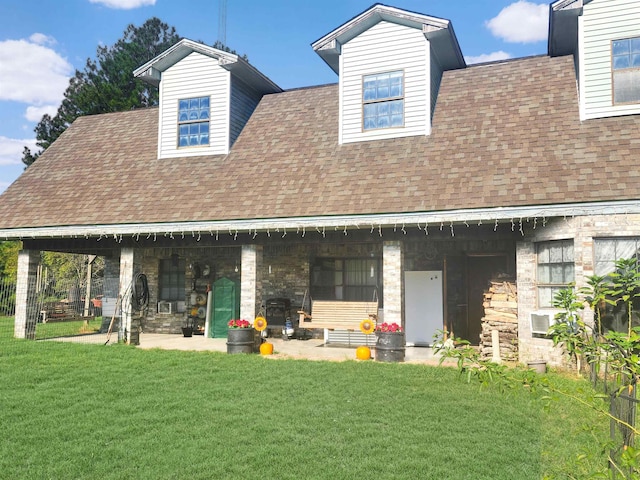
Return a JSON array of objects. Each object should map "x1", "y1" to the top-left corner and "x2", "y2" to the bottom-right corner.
[
  {"x1": 612, "y1": 36, "x2": 640, "y2": 104},
  {"x1": 537, "y1": 240, "x2": 574, "y2": 308},
  {"x1": 363, "y1": 71, "x2": 404, "y2": 130},
  {"x1": 178, "y1": 96, "x2": 210, "y2": 147}
]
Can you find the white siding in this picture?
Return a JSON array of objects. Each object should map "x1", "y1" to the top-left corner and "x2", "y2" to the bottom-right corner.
[
  {"x1": 580, "y1": 0, "x2": 640, "y2": 120},
  {"x1": 430, "y1": 47, "x2": 444, "y2": 119},
  {"x1": 158, "y1": 52, "x2": 230, "y2": 159},
  {"x1": 230, "y1": 77, "x2": 261, "y2": 147},
  {"x1": 340, "y1": 21, "x2": 430, "y2": 144}
]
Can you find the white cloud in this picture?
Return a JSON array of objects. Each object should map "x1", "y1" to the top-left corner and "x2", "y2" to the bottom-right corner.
[
  {"x1": 0, "y1": 135, "x2": 36, "y2": 166},
  {"x1": 25, "y1": 105, "x2": 58, "y2": 122},
  {"x1": 486, "y1": 1, "x2": 549, "y2": 43},
  {"x1": 0, "y1": 37, "x2": 73, "y2": 105},
  {"x1": 465, "y1": 51, "x2": 512, "y2": 65},
  {"x1": 29, "y1": 33, "x2": 56, "y2": 47},
  {"x1": 89, "y1": 0, "x2": 156, "y2": 9}
]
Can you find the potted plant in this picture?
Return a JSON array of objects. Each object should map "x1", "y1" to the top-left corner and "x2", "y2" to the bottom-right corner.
[
  {"x1": 375, "y1": 322, "x2": 405, "y2": 362},
  {"x1": 226, "y1": 319, "x2": 255, "y2": 354},
  {"x1": 181, "y1": 317, "x2": 193, "y2": 337}
]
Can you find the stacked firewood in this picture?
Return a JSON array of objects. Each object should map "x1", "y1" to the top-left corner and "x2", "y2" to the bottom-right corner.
[{"x1": 479, "y1": 279, "x2": 518, "y2": 361}]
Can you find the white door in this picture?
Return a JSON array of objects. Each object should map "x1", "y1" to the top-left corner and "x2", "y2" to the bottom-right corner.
[{"x1": 404, "y1": 271, "x2": 443, "y2": 346}]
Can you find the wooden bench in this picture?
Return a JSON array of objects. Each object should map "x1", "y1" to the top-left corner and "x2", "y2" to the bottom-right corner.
[
  {"x1": 39, "y1": 301, "x2": 86, "y2": 323},
  {"x1": 298, "y1": 300, "x2": 378, "y2": 331}
]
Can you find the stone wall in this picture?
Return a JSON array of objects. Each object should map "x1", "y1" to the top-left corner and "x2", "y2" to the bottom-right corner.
[{"x1": 517, "y1": 213, "x2": 640, "y2": 366}]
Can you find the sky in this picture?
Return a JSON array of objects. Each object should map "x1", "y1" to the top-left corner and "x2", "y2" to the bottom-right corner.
[{"x1": 0, "y1": 0, "x2": 552, "y2": 194}]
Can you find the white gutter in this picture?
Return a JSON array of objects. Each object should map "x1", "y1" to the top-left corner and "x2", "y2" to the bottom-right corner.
[{"x1": 2, "y1": 200, "x2": 640, "y2": 241}]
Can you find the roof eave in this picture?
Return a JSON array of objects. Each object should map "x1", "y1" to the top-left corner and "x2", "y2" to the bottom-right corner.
[
  {"x1": 3, "y1": 200, "x2": 640, "y2": 241},
  {"x1": 133, "y1": 38, "x2": 282, "y2": 94},
  {"x1": 312, "y1": 4, "x2": 465, "y2": 74}
]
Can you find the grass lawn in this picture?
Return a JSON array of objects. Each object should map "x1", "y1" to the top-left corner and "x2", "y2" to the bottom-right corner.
[
  {"x1": 36, "y1": 317, "x2": 102, "y2": 339},
  {"x1": 0, "y1": 316, "x2": 608, "y2": 479}
]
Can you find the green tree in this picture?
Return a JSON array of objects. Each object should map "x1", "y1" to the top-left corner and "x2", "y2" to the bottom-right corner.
[
  {"x1": 22, "y1": 18, "x2": 181, "y2": 166},
  {"x1": 0, "y1": 241, "x2": 20, "y2": 281}
]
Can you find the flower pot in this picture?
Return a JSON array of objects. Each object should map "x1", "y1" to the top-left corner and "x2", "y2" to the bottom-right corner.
[
  {"x1": 375, "y1": 332, "x2": 405, "y2": 362},
  {"x1": 181, "y1": 326, "x2": 193, "y2": 337},
  {"x1": 227, "y1": 328, "x2": 255, "y2": 354}
]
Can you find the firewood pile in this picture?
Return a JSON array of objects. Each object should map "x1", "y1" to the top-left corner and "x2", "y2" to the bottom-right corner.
[{"x1": 479, "y1": 279, "x2": 518, "y2": 361}]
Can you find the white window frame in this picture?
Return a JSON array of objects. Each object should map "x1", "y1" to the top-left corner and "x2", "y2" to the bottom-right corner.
[
  {"x1": 612, "y1": 36, "x2": 640, "y2": 105},
  {"x1": 177, "y1": 96, "x2": 210, "y2": 147},
  {"x1": 362, "y1": 70, "x2": 404, "y2": 131}
]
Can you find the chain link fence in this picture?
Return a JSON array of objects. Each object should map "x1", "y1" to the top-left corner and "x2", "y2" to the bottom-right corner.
[{"x1": 0, "y1": 257, "x2": 123, "y2": 345}]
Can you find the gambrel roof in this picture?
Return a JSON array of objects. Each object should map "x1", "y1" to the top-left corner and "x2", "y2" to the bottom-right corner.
[{"x1": 1, "y1": 54, "x2": 640, "y2": 237}]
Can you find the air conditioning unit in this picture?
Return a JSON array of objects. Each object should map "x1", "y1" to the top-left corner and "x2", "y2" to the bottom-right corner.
[
  {"x1": 157, "y1": 301, "x2": 177, "y2": 314},
  {"x1": 530, "y1": 311, "x2": 557, "y2": 335}
]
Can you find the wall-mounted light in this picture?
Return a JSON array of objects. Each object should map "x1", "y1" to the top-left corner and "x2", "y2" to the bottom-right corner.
[
  {"x1": 370, "y1": 265, "x2": 375, "y2": 278},
  {"x1": 268, "y1": 265, "x2": 272, "y2": 274}
]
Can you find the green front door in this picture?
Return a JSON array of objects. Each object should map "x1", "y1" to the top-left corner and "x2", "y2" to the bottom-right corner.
[{"x1": 209, "y1": 277, "x2": 239, "y2": 338}]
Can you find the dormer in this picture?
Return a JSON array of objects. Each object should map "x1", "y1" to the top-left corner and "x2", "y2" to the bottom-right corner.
[
  {"x1": 134, "y1": 39, "x2": 281, "y2": 159},
  {"x1": 312, "y1": 4, "x2": 465, "y2": 145},
  {"x1": 549, "y1": 0, "x2": 640, "y2": 120}
]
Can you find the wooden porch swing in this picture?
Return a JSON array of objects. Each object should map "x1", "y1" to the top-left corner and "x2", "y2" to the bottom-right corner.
[{"x1": 297, "y1": 290, "x2": 378, "y2": 332}]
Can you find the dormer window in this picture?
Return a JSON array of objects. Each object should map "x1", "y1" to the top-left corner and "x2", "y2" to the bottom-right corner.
[
  {"x1": 363, "y1": 71, "x2": 404, "y2": 130},
  {"x1": 178, "y1": 96, "x2": 210, "y2": 147},
  {"x1": 612, "y1": 37, "x2": 640, "y2": 104}
]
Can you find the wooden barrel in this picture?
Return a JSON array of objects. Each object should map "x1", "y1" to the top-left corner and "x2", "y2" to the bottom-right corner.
[
  {"x1": 375, "y1": 332, "x2": 405, "y2": 362},
  {"x1": 227, "y1": 328, "x2": 255, "y2": 354}
]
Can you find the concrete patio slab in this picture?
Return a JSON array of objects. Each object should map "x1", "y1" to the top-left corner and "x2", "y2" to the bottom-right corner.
[{"x1": 137, "y1": 333, "x2": 445, "y2": 364}]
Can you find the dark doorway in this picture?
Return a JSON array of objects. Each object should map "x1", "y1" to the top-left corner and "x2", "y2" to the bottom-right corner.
[{"x1": 464, "y1": 255, "x2": 508, "y2": 345}]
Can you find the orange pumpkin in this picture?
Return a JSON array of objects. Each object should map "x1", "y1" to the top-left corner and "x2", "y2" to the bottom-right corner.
[
  {"x1": 260, "y1": 342, "x2": 274, "y2": 355},
  {"x1": 355, "y1": 346, "x2": 371, "y2": 360}
]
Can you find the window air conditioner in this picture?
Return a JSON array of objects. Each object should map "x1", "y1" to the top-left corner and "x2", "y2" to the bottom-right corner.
[
  {"x1": 157, "y1": 301, "x2": 177, "y2": 314},
  {"x1": 530, "y1": 311, "x2": 557, "y2": 335}
]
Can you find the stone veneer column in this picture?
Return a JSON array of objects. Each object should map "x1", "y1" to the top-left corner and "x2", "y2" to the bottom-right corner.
[
  {"x1": 383, "y1": 241, "x2": 404, "y2": 327},
  {"x1": 14, "y1": 249, "x2": 40, "y2": 339},
  {"x1": 240, "y1": 245, "x2": 263, "y2": 322}
]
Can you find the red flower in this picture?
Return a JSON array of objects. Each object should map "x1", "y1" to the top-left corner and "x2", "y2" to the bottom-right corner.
[
  {"x1": 376, "y1": 322, "x2": 402, "y2": 333},
  {"x1": 228, "y1": 319, "x2": 252, "y2": 329}
]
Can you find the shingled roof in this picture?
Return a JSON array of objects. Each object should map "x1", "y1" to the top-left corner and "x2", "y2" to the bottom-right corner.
[{"x1": 1, "y1": 54, "x2": 640, "y2": 234}]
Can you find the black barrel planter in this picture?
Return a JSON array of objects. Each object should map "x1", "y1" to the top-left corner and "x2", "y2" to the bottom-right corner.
[
  {"x1": 375, "y1": 332, "x2": 406, "y2": 362},
  {"x1": 227, "y1": 328, "x2": 255, "y2": 354}
]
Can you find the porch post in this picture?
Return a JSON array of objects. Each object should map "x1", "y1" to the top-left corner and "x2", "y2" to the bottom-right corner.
[
  {"x1": 240, "y1": 245, "x2": 263, "y2": 322},
  {"x1": 119, "y1": 247, "x2": 135, "y2": 344},
  {"x1": 14, "y1": 249, "x2": 40, "y2": 339},
  {"x1": 383, "y1": 241, "x2": 404, "y2": 327}
]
